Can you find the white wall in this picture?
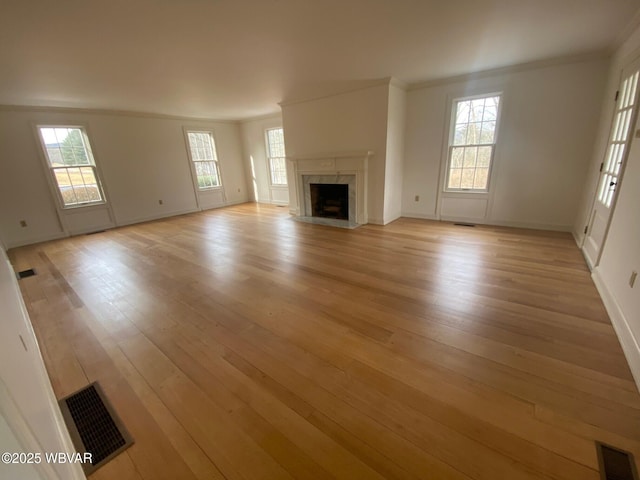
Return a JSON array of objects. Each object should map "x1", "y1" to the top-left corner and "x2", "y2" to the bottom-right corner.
[
  {"x1": 584, "y1": 27, "x2": 640, "y2": 390},
  {"x1": 0, "y1": 108, "x2": 249, "y2": 248},
  {"x1": 0, "y1": 412, "x2": 43, "y2": 480},
  {"x1": 239, "y1": 113, "x2": 289, "y2": 205},
  {"x1": 383, "y1": 84, "x2": 406, "y2": 223},
  {"x1": 281, "y1": 83, "x2": 390, "y2": 224},
  {"x1": 402, "y1": 57, "x2": 609, "y2": 230}
]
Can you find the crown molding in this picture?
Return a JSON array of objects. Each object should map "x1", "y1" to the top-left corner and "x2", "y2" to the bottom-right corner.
[
  {"x1": 388, "y1": 76, "x2": 409, "y2": 90},
  {"x1": 239, "y1": 111, "x2": 282, "y2": 124},
  {"x1": 407, "y1": 51, "x2": 611, "y2": 91},
  {"x1": 0, "y1": 104, "x2": 242, "y2": 124}
]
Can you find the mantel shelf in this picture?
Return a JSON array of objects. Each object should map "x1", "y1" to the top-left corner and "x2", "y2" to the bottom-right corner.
[{"x1": 287, "y1": 151, "x2": 374, "y2": 161}]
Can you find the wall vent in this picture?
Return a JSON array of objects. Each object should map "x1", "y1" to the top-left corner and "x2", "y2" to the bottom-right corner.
[
  {"x1": 596, "y1": 442, "x2": 639, "y2": 480},
  {"x1": 59, "y1": 382, "x2": 134, "y2": 475},
  {"x1": 16, "y1": 268, "x2": 36, "y2": 279}
]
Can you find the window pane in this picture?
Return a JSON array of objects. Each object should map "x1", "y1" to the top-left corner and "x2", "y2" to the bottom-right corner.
[
  {"x1": 80, "y1": 167, "x2": 97, "y2": 186},
  {"x1": 465, "y1": 123, "x2": 482, "y2": 144},
  {"x1": 483, "y1": 104, "x2": 497, "y2": 122},
  {"x1": 53, "y1": 167, "x2": 104, "y2": 206},
  {"x1": 60, "y1": 187, "x2": 79, "y2": 206},
  {"x1": 47, "y1": 147, "x2": 64, "y2": 166},
  {"x1": 266, "y1": 128, "x2": 287, "y2": 185},
  {"x1": 471, "y1": 99, "x2": 485, "y2": 122},
  {"x1": 463, "y1": 147, "x2": 477, "y2": 168},
  {"x1": 480, "y1": 121, "x2": 496, "y2": 143},
  {"x1": 208, "y1": 161, "x2": 220, "y2": 186},
  {"x1": 74, "y1": 147, "x2": 89, "y2": 165},
  {"x1": 455, "y1": 101, "x2": 470, "y2": 124},
  {"x1": 453, "y1": 124, "x2": 468, "y2": 145},
  {"x1": 41, "y1": 127, "x2": 92, "y2": 166},
  {"x1": 40, "y1": 127, "x2": 104, "y2": 207},
  {"x1": 477, "y1": 146, "x2": 492, "y2": 167},
  {"x1": 194, "y1": 160, "x2": 219, "y2": 189},
  {"x1": 451, "y1": 147, "x2": 464, "y2": 167},
  {"x1": 473, "y1": 168, "x2": 489, "y2": 189},
  {"x1": 67, "y1": 167, "x2": 83, "y2": 186},
  {"x1": 267, "y1": 128, "x2": 285, "y2": 158},
  {"x1": 195, "y1": 163, "x2": 209, "y2": 188},
  {"x1": 53, "y1": 169, "x2": 72, "y2": 189},
  {"x1": 448, "y1": 168, "x2": 462, "y2": 189},
  {"x1": 60, "y1": 147, "x2": 76, "y2": 165},
  {"x1": 187, "y1": 132, "x2": 222, "y2": 190},
  {"x1": 461, "y1": 169, "x2": 475, "y2": 189},
  {"x1": 270, "y1": 157, "x2": 287, "y2": 185},
  {"x1": 447, "y1": 94, "x2": 500, "y2": 191},
  {"x1": 187, "y1": 132, "x2": 217, "y2": 161}
]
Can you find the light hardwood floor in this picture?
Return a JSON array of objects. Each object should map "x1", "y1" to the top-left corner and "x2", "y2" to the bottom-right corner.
[{"x1": 9, "y1": 203, "x2": 640, "y2": 480}]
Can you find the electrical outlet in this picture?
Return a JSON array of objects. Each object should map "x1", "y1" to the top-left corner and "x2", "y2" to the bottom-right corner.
[
  {"x1": 158, "y1": 199, "x2": 163, "y2": 205},
  {"x1": 630, "y1": 271, "x2": 637, "y2": 288},
  {"x1": 19, "y1": 220, "x2": 27, "y2": 227},
  {"x1": 414, "y1": 195, "x2": 420, "y2": 202}
]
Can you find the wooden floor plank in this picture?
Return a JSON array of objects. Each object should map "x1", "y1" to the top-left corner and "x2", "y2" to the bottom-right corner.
[{"x1": 9, "y1": 203, "x2": 640, "y2": 479}]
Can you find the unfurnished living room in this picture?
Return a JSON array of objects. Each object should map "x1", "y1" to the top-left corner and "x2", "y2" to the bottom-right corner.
[{"x1": 1, "y1": 1, "x2": 640, "y2": 479}]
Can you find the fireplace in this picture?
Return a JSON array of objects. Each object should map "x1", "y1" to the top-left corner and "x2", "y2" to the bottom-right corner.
[
  {"x1": 289, "y1": 151, "x2": 372, "y2": 226},
  {"x1": 310, "y1": 183, "x2": 348, "y2": 220}
]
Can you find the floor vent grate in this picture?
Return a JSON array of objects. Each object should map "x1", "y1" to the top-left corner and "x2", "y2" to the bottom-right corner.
[
  {"x1": 596, "y1": 442, "x2": 639, "y2": 480},
  {"x1": 453, "y1": 223, "x2": 476, "y2": 227},
  {"x1": 86, "y1": 230, "x2": 106, "y2": 235},
  {"x1": 17, "y1": 268, "x2": 36, "y2": 279},
  {"x1": 59, "y1": 382, "x2": 134, "y2": 475}
]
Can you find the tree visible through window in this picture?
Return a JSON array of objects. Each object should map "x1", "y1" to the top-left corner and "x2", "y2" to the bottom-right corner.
[
  {"x1": 446, "y1": 94, "x2": 501, "y2": 191},
  {"x1": 186, "y1": 131, "x2": 221, "y2": 189},
  {"x1": 266, "y1": 128, "x2": 287, "y2": 185},
  {"x1": 38, "y1": 127, "x2": 105, "y2": 207}
]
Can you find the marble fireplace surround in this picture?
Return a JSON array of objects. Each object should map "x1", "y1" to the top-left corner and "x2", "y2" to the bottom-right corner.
[{"x1": 289, "y1": 151, "x2": 371, "y2": 225}]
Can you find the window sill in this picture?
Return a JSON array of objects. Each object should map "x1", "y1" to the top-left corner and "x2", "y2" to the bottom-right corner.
[
  {"x1": 62, "y1": 201, "x2": 107, "y2": 211},
  {"x1": 442, "y1": 190, "x2": 489, "y2": 197}
]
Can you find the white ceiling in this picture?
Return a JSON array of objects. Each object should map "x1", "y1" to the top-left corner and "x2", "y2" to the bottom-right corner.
[{"x1": 1, "y1": 0, "x2": 638, "y2": 120}]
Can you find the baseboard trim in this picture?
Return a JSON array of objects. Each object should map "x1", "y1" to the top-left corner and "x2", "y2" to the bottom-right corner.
[
  {"x1": 255, "y1": 200, "x2": 288, "y2": 206},
  {"x1": 6, "y1": 231, "x2": 68, "y2": 250},
  {"x1": 437, "y1": 216, "x2": 572, "y2": 232},
  {"x1": 592, "y1": 268, "x2": 640, "y2": 392},
  {"x1": 115, "y1": 208, "x2": 200, "y2": 228},
  {"x1": 401, "y1": 212, "x2": 438, "y2": 221},
  {"x1": 571, "y1": 229, "x2": 584, "y2": 248},
  {"x1": 200, "y1": 199, "x2": 250, "y2": 211},
  {"x1": 223, "y1": 199, "x2": 251, "y2": 207},
  {"x1": 68, "y1": 222, "x2": 116, "y2": 236}
]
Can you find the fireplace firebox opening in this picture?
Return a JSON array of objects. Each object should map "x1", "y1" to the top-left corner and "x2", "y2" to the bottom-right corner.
[{"x1": 310, "y1": 183, "x2": 349, "y2": 220}]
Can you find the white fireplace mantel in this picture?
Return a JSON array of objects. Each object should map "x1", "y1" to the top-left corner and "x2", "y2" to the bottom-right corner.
[{"x1": 288, "y1": 151, "x2": 372, "y2": 225}]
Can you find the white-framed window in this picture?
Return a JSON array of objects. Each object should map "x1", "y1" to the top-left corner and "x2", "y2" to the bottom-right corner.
[
  {"x1": 265, "y1": 127, "x2": 287, "y2": 186},
  {"x1": 37, "y1": 126, "x2": 106, "y2": 208},
  {"x1": 445, "y1": 94, "x2": 501, "y2": 192},
  {"x1": 186, "y1": 130, "x2": 221, "y2": 189}
]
